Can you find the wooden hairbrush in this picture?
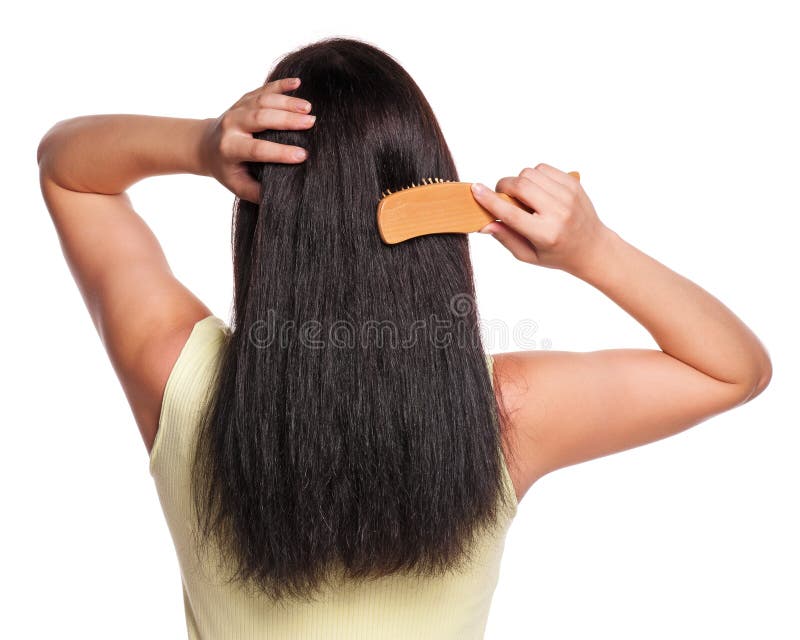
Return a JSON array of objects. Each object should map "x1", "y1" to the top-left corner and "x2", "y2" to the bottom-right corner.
[{"x1": 377, "y1": 172, "x2": 581, "y2": 244}]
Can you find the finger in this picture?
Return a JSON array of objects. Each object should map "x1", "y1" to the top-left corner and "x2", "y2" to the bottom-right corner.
[
  {"x1": 235, "y1": 78, "x2": 301, "y2": 108},
  {"x1": 518, "y1": 166, "x2": 572, "y2": 201},
  {"x1": 255, "y1": 91, "x2": 312, "y2": 114},
  {"x1": 227, "y1": 136, "x2": 308, "y2": 164},
  {"x1": 238, "y1": 107, "x2": 316, "y2": 133},
  {"x1": 496, "y1": 175, "x2": 565, "y2": 219},
  {"x1": 532, "y1": 163, "x2": 581, "y2": 190},
  {"x1": 262, "y1": 76, "x2": 302, "y2": 95},
  {"x1": 480, "y1": 221, "x2": 540, "y2": 264},
  {"x1": 471, "y1": 182, "x2": 540, "y2": 236},
  {"x1": 231, "y1": 173, "x2": 262, "y2": 205}
]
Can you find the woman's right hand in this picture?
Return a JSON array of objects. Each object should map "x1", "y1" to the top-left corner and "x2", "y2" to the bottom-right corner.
[{"x1": 472, "y1": 163, "x2": 612, "y2": 276}]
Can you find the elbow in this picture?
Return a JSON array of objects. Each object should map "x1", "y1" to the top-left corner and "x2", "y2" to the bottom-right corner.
[
  {"x1": 37, "y1": 127, "x2": 55, "y2": 171},
  {"x1": 36, "y1": 134, "x2": 48, "y2": 169},
  {"x1": 36, "y1": 118, "x2": 71, "y2": 169},
  {"x1": 754, "y1": 361, "x2": 773, "y2": 398},
  {"x1": 742, "y1": 357, "x2": 773, "y2": 403}
]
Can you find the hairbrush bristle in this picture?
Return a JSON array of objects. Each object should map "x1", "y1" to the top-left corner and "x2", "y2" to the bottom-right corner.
[{"x1": 378, "y1": 177, "x2": 454, "y2": 201}]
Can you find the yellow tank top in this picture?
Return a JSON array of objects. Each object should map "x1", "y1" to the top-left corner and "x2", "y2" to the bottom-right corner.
[{"x1": 150, "y1": 314, "x2": 518, "y2": 639}]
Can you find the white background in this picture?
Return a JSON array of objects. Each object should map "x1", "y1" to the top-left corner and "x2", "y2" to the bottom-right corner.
[{"x1": 4, "y1": 1, "x2": 798, "y2": 637}]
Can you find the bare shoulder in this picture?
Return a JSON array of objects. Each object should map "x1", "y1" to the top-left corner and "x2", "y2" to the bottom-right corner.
[
  {"x1": 492, "y1": 348, "x2": 765, "y2": 503},
  {"x1": 137, "y1": 309, "x2": 214, "y2": 454}
]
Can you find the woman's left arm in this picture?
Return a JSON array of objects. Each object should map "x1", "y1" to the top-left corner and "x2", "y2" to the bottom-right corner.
[
  {"x1": 36, "y1": 77, "x2": 315, "y2": 451},
  {"x1": 37, "y1": 114, "x2": 218, "y2": 452}
]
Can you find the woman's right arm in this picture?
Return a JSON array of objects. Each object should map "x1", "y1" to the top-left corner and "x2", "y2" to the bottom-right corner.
[{"x1": 473, "y1": 165, "x2": 772, "y2": 499}]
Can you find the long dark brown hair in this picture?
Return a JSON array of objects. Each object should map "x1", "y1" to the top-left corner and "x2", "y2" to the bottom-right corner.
[{"x1": 190, "y1": 36, "x2": 518, "y2": 603}]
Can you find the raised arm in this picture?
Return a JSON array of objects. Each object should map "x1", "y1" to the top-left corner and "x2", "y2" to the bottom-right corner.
[
  {"x1": 36, "y1": 77, "x2": 316, "y2": 452},
  {"x1": 472, "y1": 166, "x2": 772, "y2": 499}
]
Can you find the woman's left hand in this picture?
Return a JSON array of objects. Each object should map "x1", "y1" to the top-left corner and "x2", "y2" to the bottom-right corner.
[{"x1": 198, "y1": 76, "x2": 316, "y2": 204}]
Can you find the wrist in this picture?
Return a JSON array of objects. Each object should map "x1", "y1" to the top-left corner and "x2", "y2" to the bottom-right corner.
[
  {"x1": 565, "y1": 226, "x2": 624, "y2": 283},
  {"x1": 187, "y1": 117, "x2": 215, "y2": 178}
]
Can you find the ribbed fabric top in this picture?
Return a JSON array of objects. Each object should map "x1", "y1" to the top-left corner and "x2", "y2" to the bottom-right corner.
[{"x1": 149, "y1": 314, "x2": 518, "y2": 640}]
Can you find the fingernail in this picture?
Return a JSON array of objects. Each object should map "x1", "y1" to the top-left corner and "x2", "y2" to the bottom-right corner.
[
  {"x1": 289, "y1": 77, "x2": 301, "y2": 87},
  {"x1": 303, "y1": 114, "x2": 316, "y2": 124},
  {"x1": 479, "y1": 223, "x2": 493, "y2": 234},
  {"x1": 471, "y1": 182, "x2": 485, "y2": 195},
  {"x1": 294, "y1": 148, "x2": 307, "y2": 161}
]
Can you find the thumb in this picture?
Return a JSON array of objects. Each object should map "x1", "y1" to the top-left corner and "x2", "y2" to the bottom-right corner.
[
  {"x1": 230, "y1": 173, "x2": 262, "y2": 205},
  {"x1": 480, "y1": 221, "x2": 540, "y2": 265}
]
